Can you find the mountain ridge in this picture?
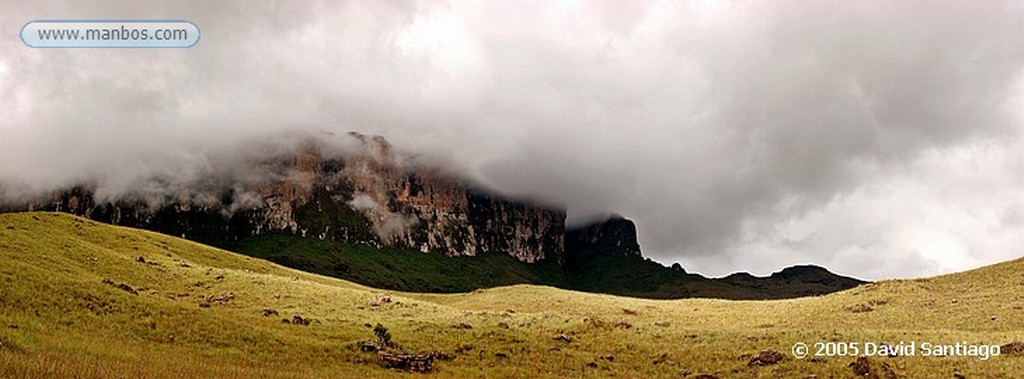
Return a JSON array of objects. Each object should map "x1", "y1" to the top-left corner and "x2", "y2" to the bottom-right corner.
[{"x1": 0, "y1": 133, "x2": 864, "y2": 299}]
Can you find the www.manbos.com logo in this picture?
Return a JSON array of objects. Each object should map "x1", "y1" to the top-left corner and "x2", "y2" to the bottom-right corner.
[{"x1": 21, "y1": 20, "x2": 200, "y2": 48}]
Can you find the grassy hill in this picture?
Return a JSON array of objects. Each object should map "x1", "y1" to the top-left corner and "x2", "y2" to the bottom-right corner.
[{"x1": 1, "y1": 212, "x2": 1022, "y2": 378}]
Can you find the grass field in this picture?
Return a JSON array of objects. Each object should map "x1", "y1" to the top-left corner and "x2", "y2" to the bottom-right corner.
[{"x1": 1, "y1": 212, "x2": 1021, "y2": 378}]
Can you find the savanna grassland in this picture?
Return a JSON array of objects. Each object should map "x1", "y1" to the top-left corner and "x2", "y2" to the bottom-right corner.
[{"x1": 0, "y1": 212, "x2": 1021, "y2": 378}]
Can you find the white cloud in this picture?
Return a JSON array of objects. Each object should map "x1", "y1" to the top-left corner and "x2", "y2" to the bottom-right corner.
[{"x1": 0, "y1": 0, "x2": 1021, "y2": 280}]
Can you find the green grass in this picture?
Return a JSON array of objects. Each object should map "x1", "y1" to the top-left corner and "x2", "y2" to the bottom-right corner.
[{"x1": 1, "y1": 212, "x2": 1022, "y2": 378}]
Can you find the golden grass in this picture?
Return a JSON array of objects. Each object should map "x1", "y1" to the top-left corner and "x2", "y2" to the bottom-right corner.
[{"x1": 1, "y1": 212, "x2": 1022, "y2": 378}]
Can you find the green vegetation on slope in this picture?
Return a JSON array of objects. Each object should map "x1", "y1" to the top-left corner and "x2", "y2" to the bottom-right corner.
[
  {"x1": 222, "y1": 233, "x2": 568, "y2": 293},
  {"x1": 1, "y1": 212, "x2": 1022, "y2": 378},
  {"x1": 222, "y1": 233, "x2": 862, "y2": 300}
]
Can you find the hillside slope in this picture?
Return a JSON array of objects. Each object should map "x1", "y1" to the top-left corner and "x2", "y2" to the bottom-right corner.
[{"x1": 1, "y1": 212, "x2": 1022, "y2": 378}]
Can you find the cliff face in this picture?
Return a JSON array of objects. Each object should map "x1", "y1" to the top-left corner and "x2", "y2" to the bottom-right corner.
[
  {"x1": 13, "y1": 133, "x2": 564, "y2": 263},
  {"x1": 565, "y1": 215, "x2": 642, "y2": 258}
]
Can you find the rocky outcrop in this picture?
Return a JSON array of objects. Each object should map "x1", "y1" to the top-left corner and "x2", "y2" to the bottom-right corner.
[
  {"x1": 565, "y1": 215, "x2": 641, "y2": 258},
  {"x1": 340, "y1": 133, "x2": 563, "y2": 261},
  {"x1": 7, "y1": 133, "x2": 564, "y2": 263}
]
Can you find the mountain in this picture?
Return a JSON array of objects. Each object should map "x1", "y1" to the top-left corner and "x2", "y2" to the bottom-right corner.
[
  {"x1": 0, "y1": 133, "x2": 863, "y2": 299},
  {"x1": 1, "y1": 212, "x2": 1021, "y2": 378},
  {"x1": 563, "y1": 215, "x2": 865, "y2": 299},
  {"x1": 11, "y1": 133, "x2": 564, "y2": 263}
]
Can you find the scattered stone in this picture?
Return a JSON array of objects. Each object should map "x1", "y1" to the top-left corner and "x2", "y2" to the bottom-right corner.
[
  {"x1": 585, "y1": 361, "x2": 598, "y2": 368},
  {"x1": 614, "y1": 320, "x2": 633, "y2": 329},
  {"x1": 205, "y1": 293, "x2": 234, "y2": 305},
  {"x1": 850, "y1": 356, "x2": 871, "y2": 376},
  {"x1": 747, "y1": 349, "x2": 784, "y2": 366},
  {"x1": 4, "y1": 224, "x2": 14, "y2": 230},
  {"x1": 495, "y1": 352, "x2": 509, "y2": 359},
  {"x1": 654, "y1": 321, "x2": 670, "y2": 327},
  {"x1": 135, "y1": 256, "x2": 146, "y2": 263},
  {"x1": 455, "y1": 343, "x2": 473, "y2": 354},
  {"x1": 846, "y1": 303, "x2": 874, "y2": 313},
  {"x1": 101, "y1": 278, "x2": 139, "y2": 295},
  {"x1": 553, "y1": 334, "x2": 573, "y2": 343},
  {"x1": 198, "y1": 303, "x2": 210, "y2": 308},
  {"x1": 1001, "y1": 341, "x2": 1024, "y2": 356},
  {"x1": 291, "y1": 315, "x2": 311, "y2": 326},
  {"x1": 214, "y1": 274, "x2": 225, "y2": 280},
  {"x1": 369, "y1": 294, "x2": 392, "y2": 307},
  {"x1": 599, "y1": 355, "x2": 615, "y2": 362},
  {"x1": 622, "y1": 308, "x2": 638, "y2": 315},
  {"x1": 193, "y1": 281, "x2": 205, "y2": 287},
  {"x1": 809, "y1": 356, "x2": 828, "y2": 363},
  {"x1": 360, "y1": 340, "x2": 382, "y2": 352},
  {"x1": 497, "y1": 322, "x2": 510, "y2": 329},
  {"x1": 427, "y1": 351, "x2": 453, "y2": 361},
  {"x1": 364, "y1": 323, "x2": 373, "y2": 328},
  {"x1": 7, "y1": 324, "x2": 18, "y2": 329},
  {"x1": 380, "y1": 352, "x2": 434, "y2": 373},
  {"x1": 505, "y1": 309, "x2": 516, "y2": 314},
  {"x1": 281, "y1": 318, "x2": 292, "y2": 324},
  {"x1": 880, "y1": 362, "x2": 898, "y2": 379},
  {"x1": 179, "y1": 262, "x2": 191, "y2": 268},
  {"x1": 454, "y1": 322, "x2": 473, "y2": 329},
  {"x1": 694, "y1": 375, "x2": 719, "y2": 379},
  {"x1": 584, "y1": 317, "x2": 606, "y2": 328},
  {"x1": 652, "y1": 353, "x2": 674, "y2": 365},
  {"x1": 262, "y1": 308, "x2": 279, "y2": 317},
  {"x1": 953, "y1": 372, "x2": 966, "y2": 379}
]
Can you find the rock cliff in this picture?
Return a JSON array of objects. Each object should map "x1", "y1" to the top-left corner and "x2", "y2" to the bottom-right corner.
[{"x1": 9, "y1": 133, "x2": 564, "y2": 263}]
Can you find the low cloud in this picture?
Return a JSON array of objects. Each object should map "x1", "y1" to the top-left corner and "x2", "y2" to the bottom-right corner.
[{"x1": 1, "y1": 0, "x2": 1021, "y2": 279}]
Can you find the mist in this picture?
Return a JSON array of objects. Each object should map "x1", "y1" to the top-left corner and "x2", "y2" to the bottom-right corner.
[{"x1": 1, "y1": 0, "x2": 1022, "y2": 280}]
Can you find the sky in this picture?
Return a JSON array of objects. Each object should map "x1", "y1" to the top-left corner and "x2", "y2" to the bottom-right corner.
[{"x1": 1, "y1": 0, "x2": 1022, "y2": 280}]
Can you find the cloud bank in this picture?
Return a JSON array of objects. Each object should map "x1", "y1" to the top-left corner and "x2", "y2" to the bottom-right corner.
[{"x1": 1, "y1": 0, "x2": 1022, "y2": 279}]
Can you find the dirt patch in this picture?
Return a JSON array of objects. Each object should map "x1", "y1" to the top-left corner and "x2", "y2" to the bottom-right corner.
[
  {"x1": 101, "y1": 278, "x2": 139, "y2": 295},
  {"x1": 369, "y1": 294, "x2": 392, "y2": 307},
  {"x1": 849, "y1": 356, "x2": 871, "y2": 376},
  {"x1": 1001, "y1": 341, "x2": 1024, "y2": 356},
  {"x1": 379, "y1": 352, "x2": 434, "y2": 372},
  {"x1": 845, "y1": 303, "x2": 874, "y2": 313},
  {"x1": 652, "y1": 353, "x2": 677, "y2": 366},
  {"x1": 747, "y1": 349, "x2": 784, "y2": 366},
  {"x1": 199, "y1": 293, "x2": 234, "y2": 307},
  {"x1": 285, "y1": 315, "x2": 312, "y2": 326}
]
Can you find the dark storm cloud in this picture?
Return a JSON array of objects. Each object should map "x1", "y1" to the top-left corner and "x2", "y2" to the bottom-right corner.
[{"x1": 1, "y1": 0, "x2": 1021, "y2": 279}]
